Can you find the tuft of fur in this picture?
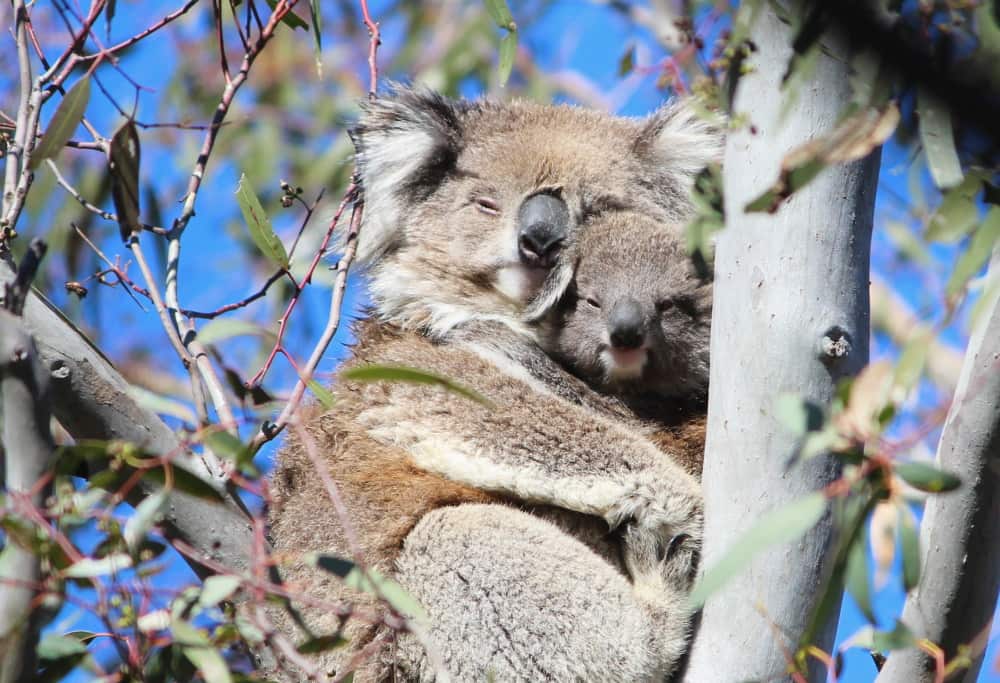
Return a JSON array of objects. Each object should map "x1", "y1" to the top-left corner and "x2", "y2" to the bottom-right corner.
[{"x1": 269, "y1": 86, "x2": 721, "y2": 681}]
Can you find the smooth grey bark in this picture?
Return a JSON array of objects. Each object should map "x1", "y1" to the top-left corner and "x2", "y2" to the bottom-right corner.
[
  {"x1": 877, "y1": 254, "x2": 1000, "y2": 683},
  {"x1": 683, "y1": 5, "x2": 879, "y2": 682},
  {"x1": 0, "y1": 261, "x2": 255, "y2": 577},
  {"x1": 0, "y1": 309, "x2": 55, "y2": 683}
]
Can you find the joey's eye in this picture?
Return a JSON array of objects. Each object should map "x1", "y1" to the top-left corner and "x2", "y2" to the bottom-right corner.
[
  {"x1": 584, "y1": 296, "x2": 601, "y2": 309},
  {"x1": 475, "y1": 197, "x2": 501, "y2": 216}
]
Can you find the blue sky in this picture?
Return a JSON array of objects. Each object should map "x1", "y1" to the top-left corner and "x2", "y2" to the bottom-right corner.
[{"x1": 6, "y1": 0, "x2": 995, "y2": 680}]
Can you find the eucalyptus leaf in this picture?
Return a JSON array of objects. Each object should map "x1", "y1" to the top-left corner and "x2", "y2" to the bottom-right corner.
[
  {"x1": 845, "y1": 526, "x2": 875, "y2": 623},
  {"x1": 124, "y1": 490, "x2": 168, "y2": 554},
  {"x1": 309, "y1": 554, "x2": 428, "y2": 620},
  {"x1": 484, "y1": 0, "x2": 514, "y2": 28},
  {"x1": 342, "y1": 363, "x2": 494, "y2": 407},
  {"x1": 30, "y1": 77, "x2": 92, "y2": 170},
  {"x1": 199, "y1": 574, "x2": 242, "y2": 607},
  {"x1": 897, "y1": 502, "x2": 920, "y2": 591},
  {"x1": 236, "y1": 174, "x2": 289, "y2": 269},
  {"x1": 946, "y1": 207, "x2": 1000, "y2": 297},
  {"x1": 498, "y1": 30, "x2": 518, "y2": 88},
  {"x1": 895, "y1": 462, "x2": 961, "y2": 493},
  {"x1": 917, "y1": 86, "x2": 963, "y2": 190},
  {"x1": 64, "y1": 553, "x2": 133, "y2": 578},
  {"x1": 690, "y1": 493, "x2": 828, "y2": 607}
]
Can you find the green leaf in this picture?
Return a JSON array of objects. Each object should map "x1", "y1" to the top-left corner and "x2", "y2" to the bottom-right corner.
[
  {"x1": 30, "y1": 77, "x2": 92, "y2": 170},
  {"x1": 307, "y1": 379, "x2": 336, "y2": 409},
  {"x1": 64, "y1": 553, "x2": 133, "y2": 578},
  {"x1": 342, "y1": 363, "x2": 494, "y2": 407},
  {"x1": 689, "y1": 493, "x2": 828, "y2": 607},
  {"x1": 199, "y1": 574, "x2": 242, "y2": 607},
  {"x1": 297, "y1": 634, "x2": 348, "y2": 654},
  {"x1": 108, "y1": 120, "x2": 141, "y2": 240},
  {"x1": 845, "y1": 526, "x2": 874, "y2": 623},
  {"x1": 129, "y1": 386, "x2": 197, "y2": 425},
  {"x1": 497, "y1": 30, "x2": 518, "y2": 88},
  {"x1": 917, "y1": 86, "x2": 963, "y2": 190},
  {"x1": 844, "y1": 621, "x2": 916, "y2": 652},
  {"x1": 265, "y1": 0, "x2": 308, "y2": 30},
  {"x1": 202, "y1": 429, "x2": 255, "y2": 475},
  {"x1": 884, "y1": 220, "x2": 932, "y2": 266},
  {"x1": 143, "y1": 465, "x2": 224, "y2": 504},
  {"x1": 236, "y1": 173, "x2": 289, "y2": 269},
  {"x1": 309, "y1": 0, "x2": 323, "y2": 76},
  {"x1": 198, "y1": 318, "x2": 276, "y2": 345},
  {"x1": 926, "y1": 174, "x2": 984, "y2": 243},
  {"x1": 897, "y1": 502, "x2": 920, "y2": 592},
  {"x1": 618, "y1": 43, "x2": 635, "y2": 77},
  {"x1": 946, "y1": 207, "x2": 1000, "y2": 297},
  {"x1": 774, "y1": 393, "x2": 825, "y2": 436},
  {"x1": 37, "y1": 634, "x2": 89, "y2": 660},
  {"x1": 173, "y1": 619, "x2": 233, "y2": 683},
  {"x1": 124, "y1": 490, "x2": 168, "y2": 554},
  {"x1": 484, "y1": 0, "x2": 514, "y2": 29},
  {"x1": 309, "y1": 554, "x2": 428, "y2": 620},
  {"x1": 893, "y1": 329, "x2": 932, "y2": 394},
  {"x1": 895, "y1": 462, "x2": 961, "y2": 493}
]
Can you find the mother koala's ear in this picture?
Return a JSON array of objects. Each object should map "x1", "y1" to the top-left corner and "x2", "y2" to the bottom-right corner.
[
  {"x1": 349, "y1": 84, "x2": 464, "y2": 263},
  {"x1": 633, "y1": 99, "x2": 726, "y2": 201}
]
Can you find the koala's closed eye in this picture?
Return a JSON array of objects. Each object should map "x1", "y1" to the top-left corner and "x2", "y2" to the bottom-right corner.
[
  {"x1": 581, "y1": 195, "x2": 630, "y2": 219},
  {"x1": 473, "y1": 196, "x2": 501, "y2": 216},
  {"x1": 583, "y1": 295, "x2": 602, "y2": 309}
]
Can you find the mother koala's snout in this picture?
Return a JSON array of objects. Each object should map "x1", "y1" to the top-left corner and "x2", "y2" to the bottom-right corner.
[{"x1": 517, "y1": 193, "x2": 569, "y2": 268}]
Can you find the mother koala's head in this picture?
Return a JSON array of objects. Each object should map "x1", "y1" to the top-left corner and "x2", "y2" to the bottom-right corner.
[{"x1": 348, "y1": 84, "x2": 722, "y2": 341}]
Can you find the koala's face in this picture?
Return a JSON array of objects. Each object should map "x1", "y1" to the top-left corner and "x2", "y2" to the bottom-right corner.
[
  {"x1": 350, "y1": 86, "x2": 721, "y2": 338},
  {"x1": 543, "y1": 213, "x2": 712, "y2": 399}
]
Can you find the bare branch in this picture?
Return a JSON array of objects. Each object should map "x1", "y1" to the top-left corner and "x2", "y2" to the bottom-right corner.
[
  {"x1": 877, "y1": 253, "x2": 1000, "y2": 683},
  {"x1": 0, "y1": 256, "x2": 54, "y2": 682}
]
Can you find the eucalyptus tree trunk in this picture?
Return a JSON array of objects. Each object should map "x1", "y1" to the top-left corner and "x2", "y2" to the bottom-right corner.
[{"x1": 683, "y1": 4, "x2": 880, "y2": 681}]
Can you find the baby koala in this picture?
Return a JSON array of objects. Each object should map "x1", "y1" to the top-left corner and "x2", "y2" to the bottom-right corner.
[{"x1": 533, "y1": 211, "x2": 712, "y2": 475}]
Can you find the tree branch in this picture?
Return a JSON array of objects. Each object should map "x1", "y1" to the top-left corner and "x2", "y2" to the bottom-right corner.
[
  {"x1": 0, "y1": 259, "x2": 256, "y2": 579},
  {"x1": 0, "y1": 308, "x2": 55, "y2": 683},
  {"x1": 877, "y1": 253, "x2": 1000, "y2": 683},
  {"x1": 683, "y1": 4, "x2": 880, "y2": 680}
]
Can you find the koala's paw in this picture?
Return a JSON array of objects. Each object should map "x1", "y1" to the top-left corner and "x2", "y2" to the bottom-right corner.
[{"x1": 621, "y1": 523, "x2": 701, "y2": 593}]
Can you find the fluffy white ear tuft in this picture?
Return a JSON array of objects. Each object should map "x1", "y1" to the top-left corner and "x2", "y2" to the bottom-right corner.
[
  {"x1": 636, "y1": 99, "x2": 726, "y2": 195},
  {"x1": 347, "y1": 84, "x2": 464, "y2": 264}
]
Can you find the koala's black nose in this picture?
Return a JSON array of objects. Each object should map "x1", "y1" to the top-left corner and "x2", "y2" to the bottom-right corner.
[
  {"x1": 517, "y1": 193, "x2": 569, "y2": 268},
  {"x1": 608, "y1": 299, "x2": 645, "y2": 350}
]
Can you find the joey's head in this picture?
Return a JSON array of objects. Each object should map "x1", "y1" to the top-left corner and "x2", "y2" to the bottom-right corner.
[
  {"x1": 349, "y1": 85, "x2": 721, "y2": 340},
  {"x1": 539, "y1": 213, "x2": 713, "y2": 399}
]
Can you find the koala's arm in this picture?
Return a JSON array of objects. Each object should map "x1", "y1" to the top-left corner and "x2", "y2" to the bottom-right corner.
[{"x1": 349, "y1": 333, "x2": 702, "y2": 550}]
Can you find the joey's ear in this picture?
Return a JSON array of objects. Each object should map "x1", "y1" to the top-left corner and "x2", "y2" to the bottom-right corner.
[
  {"x1": 349, "y1": 84, "x2": 464, "y2": 263},
  {"x1": 523, "y1": 254, "x2": 576, "y2": 323},
  {"x1": 634, "y1": 99, "x2": 725, "y2": 194}
]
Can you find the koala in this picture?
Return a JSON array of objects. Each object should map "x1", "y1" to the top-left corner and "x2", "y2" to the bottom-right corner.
[
  {"x1": 533, "y1": 211, "x2": 713, "y2": 476},
  {"x1": 267, "y1": 86, "x2": 722, "y2": 682}
]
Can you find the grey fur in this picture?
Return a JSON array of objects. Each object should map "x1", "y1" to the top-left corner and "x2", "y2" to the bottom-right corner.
[{"x1": 268, "y1": 86, "x2": 721, "y2": 681}]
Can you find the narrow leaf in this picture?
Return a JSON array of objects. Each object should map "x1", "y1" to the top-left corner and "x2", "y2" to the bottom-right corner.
[
  {"x1": 497, "y1": 31, "x2": 518, "y2": 88},
  {"x1": 309, "y1": 554, "x2": 428, "y2": 620},
  {"x1": 236, "y1": 174, "x2": 289, "y2": 269},
  {"x1": 310, "y1": 0, "x2": 323, "y2": 76},
  {"x1": 917, "y1": 86, "x2": 963, "y2": 190},
  {"x1": 265, "y1": 0, "x2": 308, "y2": 30},
  {"x1": 37, "y1": 634, "x2": 89, "y2": 660},
  {"x1": 199, "y1": 574, "x2": 242, "y2": 607},
  {"x1": 774, "y1": 393, "x2": 825, "y2": 436},
  {"x1": 142, "y1": 465, "x2": 224, "y2": 503},
  {"x1": 926, "y1": 174, "x2": 984, "y2": 243},
  {"x1": 484, "y1": 0, "x2": 514, "y2": 28},
  {"x1": 198, "y1": 319, "x2": 276, "y2": 345},
  {"x1": 108, "y1": 120, "x2": 142, "y2": 240},
  {"x1": 202, "y1": 429, "x2": 254, "y2": 474},
  {"x1": 846, "y1": 526, "x2": 875, "y2": 623},
  {"x1": 30, "y1": 77, "x2": 92, "y2": 170},
  {"x1": 297, "y1": 634, "x2": 348, "y2": 654},
  {"x1": 173, "y1": 619, "x2": 232, "y2": 683},
  {"x1": 893, "y1": 329, "x2": 932, "y2": 394},
  {"x1": 618, "y1": 43, "x2": 635, "y2": 77},
  {"x1": 689, "y1": 493, "x2": 828, "y2": 607},
  {"x1": 342, "y1": 363, "x2": 494, "y2": 407},
  {"x1": 124, "y1": 490, "x2": 168, "y2": 554},
  {"x1": 895, "y1": 462, "x2": 961, "y2": 493},
  {"x1": 946, "y1": 207, "x2": 1000, "y2": 297},
  {"x1": 897, "y1": 502, "x2": 921, "y2": 591},
  {"x1": 64, "y1": 553, "x2": 133, "y2": 578},
  {"x1": 308, "y1": 379, "x2": 336, "y2": 409}
]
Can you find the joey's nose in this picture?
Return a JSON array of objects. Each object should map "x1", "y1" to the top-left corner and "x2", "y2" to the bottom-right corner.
[
  {"x1": 517, "y1": 193, "x2": 569, "y2": 268},
  {"x1": 608, "y1": 300, "x2": 645, "y2": 350}
]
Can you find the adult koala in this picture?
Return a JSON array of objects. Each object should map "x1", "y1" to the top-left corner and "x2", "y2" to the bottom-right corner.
[{"x1": 268, "y1": 86, "x2": 721, "y2": 682}]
